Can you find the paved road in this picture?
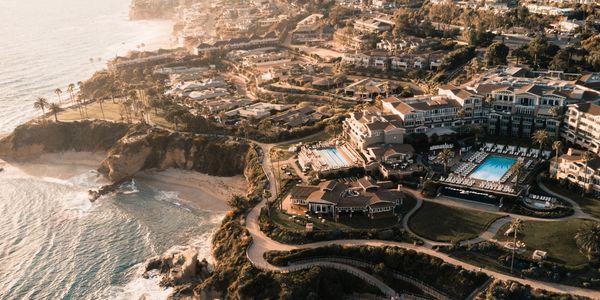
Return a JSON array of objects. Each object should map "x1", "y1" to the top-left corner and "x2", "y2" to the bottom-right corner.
[
  {"x1": 246, "y1": 139, "x2": 600, "y2": 299},
  {"x1": 536, "y1": 174, "x2": 600, "y2": 222}
]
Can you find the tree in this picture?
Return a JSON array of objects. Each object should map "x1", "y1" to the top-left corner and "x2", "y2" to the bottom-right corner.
[
  {"x1": 532, "y1": 129, "x2": 549, "y2": 152},
  {"x1": 485, "y1": 42, "x2": 509, "y2": 66},
  {"x1": 383, "y1": 81, "x2": 391, "y2": 98},
  {"x1": 48, "y1": 103, "x2": 61, "y2": 122},
  {"x1": 552, "y1": 141, "x2": 562, "y2": 179},
  {"x1": 575, "y1": 223, "x2": 600, "y2": 261},
  {"x1": 437, "y1": 148, "x2": 453, "y2": 174},
  {"x1": 511, "y1": 47, "x2": 529, "y2": 65},
  {"x1": 67, "y1": 83, "x2": 76, "y2": 102},
  {"x1": 98, "y1": 98, "x2": 106, "y2": 120},
  {"x1": 471, "y1": 124, "x2": 483, "y2": 142},
  {"x1": 510, "y1": 160, "x2": 525, "y2": 186},
  {"x1": 54, "y1": 88, "x2": 63, "y2": 105},
  {"x1": 581, "y1": 151, "x2": 593, "y2": 196},
  {"x1": 509, "y1": 218, "x2": 523, "y2": 273},
  {"x1": 33, "y1": 97, "x2": 49, "y2": 118}
]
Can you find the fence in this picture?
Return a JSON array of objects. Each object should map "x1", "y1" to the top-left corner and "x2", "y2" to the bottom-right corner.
[{"x1": 288, "y1": 257, "x2": 453, "y2": 300}]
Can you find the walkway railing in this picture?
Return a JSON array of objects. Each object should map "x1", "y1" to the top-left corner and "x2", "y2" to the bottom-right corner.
[{"x1": 288, "y1": 257, "x2": 453, "y2": 300}]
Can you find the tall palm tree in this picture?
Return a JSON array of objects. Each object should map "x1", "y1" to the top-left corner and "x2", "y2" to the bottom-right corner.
[
  {"x1": 48, "y1": 103, "x2": 61, "y2": 122},
  {"x1": 532, "y1": 129, "x2": 549, "y2": 152},
  {"x1": 581, "y1": 151, "x2": 593, "y2": 196},
  {"x1": 552, "y1": 140, "x2": 562, "y2": 179},
  {"x1": 509, "y1": 218, "x2": 523, "y2": 273},
  {"x1": 437, "y1": 148, "x2": 453, "y2": 174},
  {"x1": 98, "y1": 98, "x2": 106, "y2": 120},
  {"x1": 67, "y1": 83, "x2": 76, "y2": 103},
  {"x1": 510, "y1": 160, "x2": 525, "y2": 186},
  {"x1": 33, "y1": 97, "x2": 49, "y2": 118},
  {"x1": 54, "y1": 88, "x2": 63, "y2": 105},
  {"x1": 575, "y1": 223, "x2": 600, "y2": 261}
]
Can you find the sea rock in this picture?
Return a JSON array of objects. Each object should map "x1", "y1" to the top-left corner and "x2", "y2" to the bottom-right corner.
[{"x1": 144, "y1": 247, "x2": 211, "y2": 289}]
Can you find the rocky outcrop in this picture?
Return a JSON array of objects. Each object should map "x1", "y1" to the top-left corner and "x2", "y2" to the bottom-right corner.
[
  {"x1": 0, "y1": 121, "x2": 250, "y2": 183},
  {"x1": 0, "y1": 120, "x2": 130, "y2": 160},
  {"x1": 144, "y1": 246, "x2": 212, "y2": 296},
  {"x1": 97, "y1": 125, "x2": 249, "y2": 182}
]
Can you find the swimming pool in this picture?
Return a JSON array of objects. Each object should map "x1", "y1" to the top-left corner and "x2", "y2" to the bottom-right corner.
[
  {"x1": 315, "y1": 148, "x2": 351, "y2": 169},
  {"x1": 469, "y1": 156, "x2": 516, "y2": 182}
]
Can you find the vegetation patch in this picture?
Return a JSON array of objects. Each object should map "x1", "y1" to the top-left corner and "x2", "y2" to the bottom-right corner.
[
  {"x1": 408, "y1": 201, "x2": 503, "y2": 242},
  {"x1": 493, "y1": 219, "x2": 595, "y2": 267},
  {"x1": 265, "y1": 245, "x2": 488, "y2": 300}
]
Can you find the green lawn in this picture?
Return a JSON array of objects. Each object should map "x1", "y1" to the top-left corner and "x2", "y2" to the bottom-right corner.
[
  {"x1": 542, "y1": 180, "x2": 600, "y2": 219},
  {"x1": 494, "y1": 219, "x2": 595, "y2": 267},
  {"x1": 408, "y1": 201, "x2": 503, "y2": 242}
]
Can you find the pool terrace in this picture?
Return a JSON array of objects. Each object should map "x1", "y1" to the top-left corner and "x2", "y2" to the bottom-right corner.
[
  {"x1": 298, "y1": 143, "x2": 362, "y2": 174},
  {"x1": 438, "y1": 143, "x2": 546, "y2": 197}
]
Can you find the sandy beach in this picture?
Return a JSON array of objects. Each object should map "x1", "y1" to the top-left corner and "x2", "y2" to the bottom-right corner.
[
  {"x1": 3, "y1": 151, "x2": 246, "y2": 212},
  {"x1": 137, "y1": 169, "x2": 247, "y2": 212}
]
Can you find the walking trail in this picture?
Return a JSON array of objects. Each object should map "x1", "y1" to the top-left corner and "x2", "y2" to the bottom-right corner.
[{"x1": 246, "y1": 139, "x2": 600, "y2": 299}]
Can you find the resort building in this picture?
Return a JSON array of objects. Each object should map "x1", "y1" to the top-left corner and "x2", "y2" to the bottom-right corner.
[
  {"x1": 292, "y1": 14, "x2": 326, "y2": 43},
  {"x1": 486, "y1": 84, "x2": 566, "y2": 138},
  {"x1": 562, "y1": 102, "x2": 600, "y2": 154},
  {"x1": 342, "y1": 78, "x2": 400, "y2": 101},
  {"x1": 381, "y1": 95, "x2": 463, "y2": 135},
  {"x1": 551, "y1": 148, "x2": 600, "y2": 195},
  {"x1": 286, "y1": 178, "x2": 402, "y2": 218},
  {"x1": 343, "y1": 110, "x2": 405, "y2": 151},
  {"x1": 353, "y1": 17, "x2": 394, "y2": 33}
]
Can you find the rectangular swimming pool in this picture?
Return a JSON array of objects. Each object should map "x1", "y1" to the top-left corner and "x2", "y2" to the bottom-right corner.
[
  {"x1": 469, "y1": 156, "x2": 516, "y2": 182},
  {"x1": 315, "y1": 148, "x2": 351, "y2": 169}
]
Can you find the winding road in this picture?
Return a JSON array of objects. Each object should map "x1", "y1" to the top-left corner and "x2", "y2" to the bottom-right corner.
[{"x1": 246, "y1": 138, "x2": 600, "y2": 299}]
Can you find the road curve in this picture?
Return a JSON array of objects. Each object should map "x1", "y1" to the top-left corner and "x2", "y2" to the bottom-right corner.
[{"x1": 246, "y1": 139, "x2": 600, "y2": 299}]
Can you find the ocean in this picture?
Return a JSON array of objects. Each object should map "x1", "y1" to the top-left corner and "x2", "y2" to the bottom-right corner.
[
  {"x1": 0, "y1": 0, "x2": 172, "y2": 133},
  {"x1": 0, "y1": 1, "x2": 224, "y2": 299}
]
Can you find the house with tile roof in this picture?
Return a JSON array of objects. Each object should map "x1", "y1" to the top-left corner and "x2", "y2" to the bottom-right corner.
[
  {"x1": 286, "y1": 178, "x2": 402, "y2": 218},
  {"x1": 551, "y1": 148, "x2": 600, "y2": 196}
]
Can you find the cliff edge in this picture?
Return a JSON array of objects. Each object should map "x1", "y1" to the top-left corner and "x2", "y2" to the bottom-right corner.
[{"x1": 0, "y1": 121, "x2": 250, "y2": 182}]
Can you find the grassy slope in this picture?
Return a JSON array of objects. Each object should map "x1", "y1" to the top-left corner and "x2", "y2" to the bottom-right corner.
[
  {"x1": 408, "y1": 201, "x2": 502, "y2": 242},
  {"x1": 494, "y1": 219, "x2": 595, "y2": 267}
]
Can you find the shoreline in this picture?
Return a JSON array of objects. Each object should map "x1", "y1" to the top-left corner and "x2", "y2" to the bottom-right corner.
[{"x1": 3, "y1": 151, "x2": 246, "y2": 212}]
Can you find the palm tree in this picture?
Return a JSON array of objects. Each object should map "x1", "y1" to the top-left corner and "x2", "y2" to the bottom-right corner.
[
  {"x1": 437, "y1": 148, "x2": 453, "y2": 174},
  {"x1": 110, "y1": 85, "x2": 118, "y2": 104},
  {"x1": 67, "y1": 83, "x2": 76, "y2": 103},
  {"x1": 548, "y1": 106, "x2": 559, "y2": 118},
  {"x1": 357, "y1": 85, "x2": 368, "y2": 101},
  {"x1": 54, "y1": 88, "x2": 63, "y2": 105},
  {"x1": 510, "y1": 160, "x2": 525, "y2": 186},
  {"x1": 383, "y1": 81, "x2": 391, "y2": 98},
  {"x1": 98, "y1": 98, "x2": 106, "y2": 120},
  {"x1": 575, "y1": 223, "x2": 600, "y2": 261},
  {"x1": 581, "y1": 151, "x2": 593, "y2": 196},
  {"x1": 34, "y1": 97, "x2": 49, "y2": 118},
  {"x1": 471, "y1": 124, "x2": 483, "y2": 142},
  {"x1": 509, "y1": 218, "x2": 523, "y2": 273},
  {"x1": 48, "y1": 103, "x2": 61, "y2": 122},
  {"x1": 532, "y1": 129, "x2": 549, "y2": 152},
  {"x1": 552, "y1": 140, "x2": 562, "y2": 179}
]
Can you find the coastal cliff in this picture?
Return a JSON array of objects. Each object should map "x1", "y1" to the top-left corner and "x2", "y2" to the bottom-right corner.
[{"x1": 0, "y1": 121, "x2": 250, "y2": 182}]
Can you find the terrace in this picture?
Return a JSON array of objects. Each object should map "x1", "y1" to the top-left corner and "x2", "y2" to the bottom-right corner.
[{"x1": 438, "y1": 143, "x2": 547, "y2": 197}]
